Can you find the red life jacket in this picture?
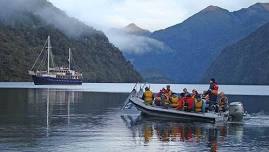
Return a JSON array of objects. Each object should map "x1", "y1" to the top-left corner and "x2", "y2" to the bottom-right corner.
[
  {"x1": 213, "y1": 83, "x2": 218, "y2": 90},
  {"x1": 211, "y1": 83, "x2": 219, "y2": 96},
  {"x1": 185, "y1": 97, "x2": 194, "y2": 110}
]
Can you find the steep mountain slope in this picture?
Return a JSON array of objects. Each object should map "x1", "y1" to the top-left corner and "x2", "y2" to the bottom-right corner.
[
  {"x1": 150, "y1": 3, "x2": 269, "y2": 83},
  {"x1": 202, "y1": 22, "x2": 269, "y2": 85},
  {"x1": 0, "y1": 0, "x2": 142, "y2": 82}
]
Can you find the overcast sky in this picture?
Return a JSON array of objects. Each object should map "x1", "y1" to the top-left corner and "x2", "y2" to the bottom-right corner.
[{"x1": 48, "y1": 0, "x2": 269, "y2": 31}]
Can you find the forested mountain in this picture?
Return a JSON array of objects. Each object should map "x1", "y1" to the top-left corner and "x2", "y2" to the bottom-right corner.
[
  {"x1": 202, "y1": 22, "x2": 269, "y2": 85},
  {"x1": 0, "y1": 0, "x2": 142, "y2": 82},
  {"x1": 124, "y1": 3, "x2": 269, "y2": 83}
]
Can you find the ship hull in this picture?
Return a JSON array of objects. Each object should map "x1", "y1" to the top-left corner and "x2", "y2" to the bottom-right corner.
[{"x1": 32, "y1": 75, "x2": 82, "y2": 85}]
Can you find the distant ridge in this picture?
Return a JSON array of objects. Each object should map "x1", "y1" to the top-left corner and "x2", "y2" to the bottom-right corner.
[
  {"x1": 202, "y1": 22, "x2": 269, "y2": 85},
  {"x1": 123, "y1": 23, "x2": 151, "y2": 36},
  {"x1": 249, "y1": 2, "x2": 269, "y2": 11},
  {"x1": 200, "y1": 5, "x2": 229, "y2": 13}
]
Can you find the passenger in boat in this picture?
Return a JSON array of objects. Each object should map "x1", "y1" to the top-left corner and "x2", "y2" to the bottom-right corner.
[
  {"x1": 142, "y1": 87, "x2": 154, "y2": 105},
  {"x1": 195, "y1": 95, "x2": 204, "y2": 112},
  {"x1": 191, "y1": 89, "x2": 199, "y2": 99},
  {"x1": 217, "y1": 92, "x2": 229, "y2": 112},
  {"x1": 201, "y1": 95, "x2": 208, "y2": 112},
  {"x1": 164, "y1": 85, "x2": 172, "y2": 98},
  {"x1": 182, "y1": 88, "x2": 189, "y2": 97},
  {"x1": 206, "y1": 78, "x2": 219, "y2": 111},
  {"x1": 162, "y1": 85, "x2": 172, "y2": 106},
  {"x1": 170, "y1": 93, "x2": 179, "y2": 108},
  {"x1": 154, "y1": 88, "x2": 165, "y2": 106},
  {"x1": 162, "y1": 96, "x2": 170, "y2": 108},
  {"x1": 176, "y1": 93, "x2": 185, "y2": 110},
  {"x1": 184, "y1": 94, "x2": 194, "y2": 112}
]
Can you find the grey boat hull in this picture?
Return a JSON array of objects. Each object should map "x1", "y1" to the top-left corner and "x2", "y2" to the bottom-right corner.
[{"x1": 129, "y1": 97, "x2": 228, "y2": 123}]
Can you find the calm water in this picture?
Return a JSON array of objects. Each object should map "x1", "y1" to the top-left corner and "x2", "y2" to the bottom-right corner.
[{"x1": 0, "y1": 86, "x2": 269, "y2": 151}]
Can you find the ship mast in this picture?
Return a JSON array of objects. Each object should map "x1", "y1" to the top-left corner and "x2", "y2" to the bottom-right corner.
[
  {"x1": 68, "y1": 48, "x2": 71, "y2": 71},
  {"x1": 47, "y1": 36, "x2": 51, "y2": 74}
]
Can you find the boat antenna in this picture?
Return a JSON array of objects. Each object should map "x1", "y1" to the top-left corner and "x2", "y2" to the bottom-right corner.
[{"x1": 47, "y1": 36, "x2": 51, "y2": 74}]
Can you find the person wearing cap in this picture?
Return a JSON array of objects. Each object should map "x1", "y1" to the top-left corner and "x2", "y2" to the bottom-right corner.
[
  {"x1": 207, "y1": 78, "x2": 219, "y2": 111},
  {"x1": 191, "y1": 89, "x2": 199, "y2": 99},
  {"x1": 142, "y1": 87, "x2": 154, "y2": 105},
  {"x1": 181, "y1": 88, "x2": 189, "y2": 97}
]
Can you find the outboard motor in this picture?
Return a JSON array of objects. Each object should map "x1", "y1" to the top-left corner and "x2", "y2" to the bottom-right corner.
[{"x1": 229, "y1": 102, "x2": 245, "y2": 121}]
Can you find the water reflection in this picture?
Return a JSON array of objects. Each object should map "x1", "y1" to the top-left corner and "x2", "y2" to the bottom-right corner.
[
  {"x1": 27, "y1": 89, "x2": 82, "y2": 127},
  {"x1": 122, "y1": 116, "x2": 246, "y2": 152},
  {"x1": 27, "y1": 88, "x2": 81, "y2": 105},
  {"x1": 41, "y1": 89, "x2": 81, "y2": 136},
  {"x1": 228, "y1": 123, "x2": 244, "y2": 144}
]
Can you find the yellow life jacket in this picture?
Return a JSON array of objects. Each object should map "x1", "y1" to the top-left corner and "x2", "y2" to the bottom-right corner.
[
  {"x1": 170, "y1": 96, "x2": 179, "y2": 107},
  {"x1": 195, "y1": 99, "x2": 203, "y2": 112},
  {"x1": 171, "y1": 96, "x2": 178, "y2": 104},
  {"x1": 144, "y1": 91, "x2": 153, "y2": 104}
]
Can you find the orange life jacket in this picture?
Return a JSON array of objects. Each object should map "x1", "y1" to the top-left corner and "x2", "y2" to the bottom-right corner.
[{"x1": 176, "y1": 98, "x2": 184, "y2": 110}]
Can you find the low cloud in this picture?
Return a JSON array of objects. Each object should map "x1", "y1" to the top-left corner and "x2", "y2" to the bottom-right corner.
[
  {"x1": 0, "y1": 0, "x2": 98, "y2": 38},
  {"x1": 105, "y1": 30, "x2": 172, "y2": 54}
]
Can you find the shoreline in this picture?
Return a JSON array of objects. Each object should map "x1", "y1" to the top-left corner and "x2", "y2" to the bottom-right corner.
[{"x1": 0, "y1": 82, "x2": 269, "y2": 96}]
